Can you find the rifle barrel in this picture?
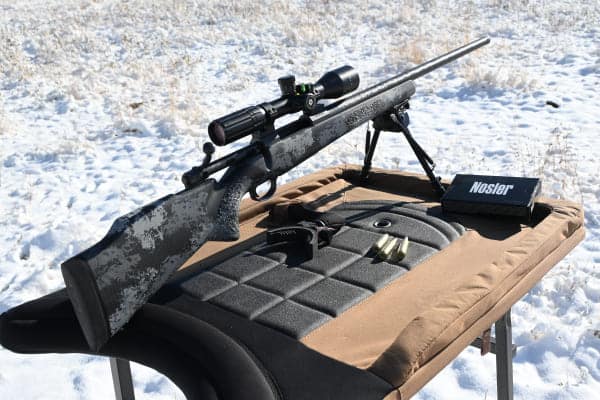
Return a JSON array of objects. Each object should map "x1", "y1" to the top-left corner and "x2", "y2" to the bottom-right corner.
[
  {"x1": 311, "y1": 36, "x2": 490, "y2": 124},
  {"x1": 376, "y1": 36, "x2": 490, "y2": 93}
]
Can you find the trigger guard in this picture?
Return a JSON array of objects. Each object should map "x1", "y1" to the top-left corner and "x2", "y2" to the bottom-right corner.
[{"x1": 250, "y1": 177, "x2": 277, "y2": 201}]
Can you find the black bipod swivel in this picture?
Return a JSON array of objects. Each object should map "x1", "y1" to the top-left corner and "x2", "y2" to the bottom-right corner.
[{"x1": 360, "y1": 101, "x2": 446, "y2": 198}]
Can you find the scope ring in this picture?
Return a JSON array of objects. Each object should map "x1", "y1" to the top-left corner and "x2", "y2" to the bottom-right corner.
[{"x1": 249, "y1": 176, "x2": 277, "y2": 201}]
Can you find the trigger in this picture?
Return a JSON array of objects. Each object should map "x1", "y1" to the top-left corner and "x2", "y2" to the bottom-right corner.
[{"x1": 250, "y1": 177, "x2": 277, "y2": 201}]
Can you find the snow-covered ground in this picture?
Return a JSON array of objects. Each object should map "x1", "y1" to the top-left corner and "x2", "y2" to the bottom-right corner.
[{"x1": 0, "y1": 0, "x2": 598, "y2": 398}]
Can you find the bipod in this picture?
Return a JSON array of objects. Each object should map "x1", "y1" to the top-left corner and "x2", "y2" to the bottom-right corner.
[{"x1": 361, "y1": 102, "x2": 446, "y2": 198}]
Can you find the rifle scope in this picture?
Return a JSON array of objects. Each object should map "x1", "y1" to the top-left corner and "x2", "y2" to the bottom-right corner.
[{"x1": 208, "y1": 66, "x2": 359, "y2": 146}]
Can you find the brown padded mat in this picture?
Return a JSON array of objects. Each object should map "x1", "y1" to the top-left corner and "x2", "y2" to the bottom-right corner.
[{"x1": 182, "y1": 165, "x2": 584, "y2": 399}]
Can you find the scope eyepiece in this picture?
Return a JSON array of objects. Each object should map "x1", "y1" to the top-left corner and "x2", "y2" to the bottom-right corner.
[{"x1": 208, "y1": 106, "x2": 267, "y2": 146}]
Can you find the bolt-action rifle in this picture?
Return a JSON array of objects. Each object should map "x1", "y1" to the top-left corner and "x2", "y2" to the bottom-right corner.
[{"x1": 61, "y1": 37, "x2": 490, "y2": 350}]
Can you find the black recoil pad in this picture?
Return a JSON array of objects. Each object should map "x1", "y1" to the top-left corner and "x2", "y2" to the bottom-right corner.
[
  {"x1": 316, "y1": 65, "x2": 360, "y2": 99},
  {"x1": 208, "y1": 106, "x2": 267, "y2": 146}
]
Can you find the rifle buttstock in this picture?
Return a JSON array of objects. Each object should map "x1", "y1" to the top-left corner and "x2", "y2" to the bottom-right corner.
[{"x1": 62, "y1": 180, "x2": 219, "y2": 350}]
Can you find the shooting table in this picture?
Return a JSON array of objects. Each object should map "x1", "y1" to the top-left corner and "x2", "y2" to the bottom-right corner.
[{"x1": 0, "y1": 165, "x2": 584, "y2": 399}]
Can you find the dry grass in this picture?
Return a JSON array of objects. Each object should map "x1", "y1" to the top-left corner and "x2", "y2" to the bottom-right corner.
[
  {"x1": 536, "y1": 127, "x2": 583, "y2": 201},
  {"x1": 512, "y1": 124, "x2": 583, "y2": 202},
  {"x1": 0, "y1": 92, "x2": 9, "y2": 137},
  {"x1": 0, "y1": 108, "x2": 5, "y2": 137},
  {"x1": 0, "y1": 1, "x2": 363, "y2": 135},
  {"x1": 378, "y1": 2, "x2": 562, "y2": 92},
  {"x1": 1, "y1": 0, "x2": 598, "y2": 136},
  {"x1": 460, "y1": 57, "x2": 538, "y2": 90}
]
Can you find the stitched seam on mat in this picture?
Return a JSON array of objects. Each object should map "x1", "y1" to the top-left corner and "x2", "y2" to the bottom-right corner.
[
  {"x1": 306, "y1": 201, "x2": 575, "y2": 344},
  {"x1": 402, "y1": 225, "x2": 585, "y2": 395},
  {"x1": 394, "y1": 211, "x2": 575, "y2": 372}
]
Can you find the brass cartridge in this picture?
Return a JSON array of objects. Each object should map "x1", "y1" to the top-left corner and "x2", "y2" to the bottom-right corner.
[
  {"x1": 392, "y1": 236, "x2": 409, "y2": 261},
  {"x1": 372, "y1": 233, "x2": 390, "y2": 253},
  {"x1": 378, "y1": 237, "x2": 398, "y2": 260}
]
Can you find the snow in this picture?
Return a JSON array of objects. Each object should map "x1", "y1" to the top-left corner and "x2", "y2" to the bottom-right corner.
[{"x1": 0, "y1": 0, "x2": 598, "y2": 398}]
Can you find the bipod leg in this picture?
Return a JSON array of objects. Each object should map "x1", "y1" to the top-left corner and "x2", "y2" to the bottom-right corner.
[
  {"x1": 397, "y1": 123, "x2": 446, "y2": 197},
  {"x1": 361, "y1": 127, "x2": 382, "y2": 179},
  {"x1": 110, "y1": 357, "x2": 136, "y2": 400},
  {"x1": 495, "y1": 310, "x2": 514, "y2": 400}
]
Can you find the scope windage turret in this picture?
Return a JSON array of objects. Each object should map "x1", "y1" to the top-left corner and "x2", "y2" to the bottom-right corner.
[{"x1": 208, "y1": 66, "x2": 360, "y2": 146}]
